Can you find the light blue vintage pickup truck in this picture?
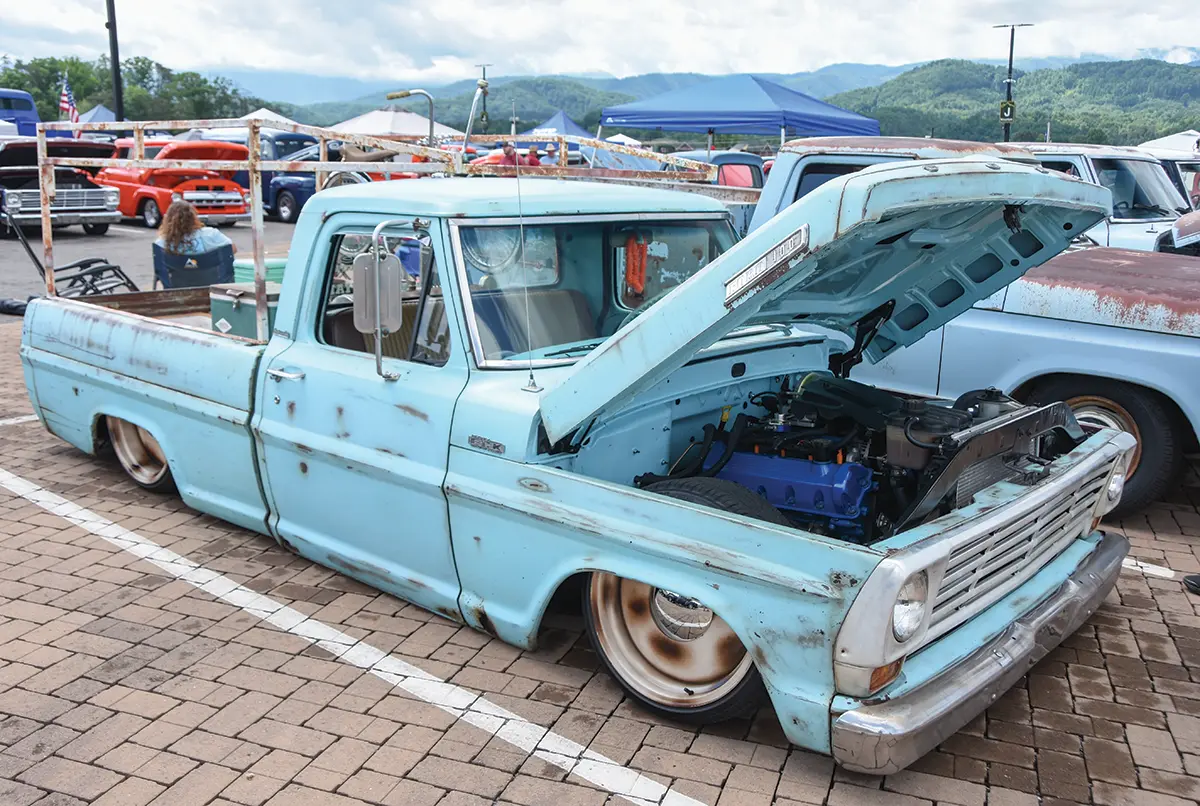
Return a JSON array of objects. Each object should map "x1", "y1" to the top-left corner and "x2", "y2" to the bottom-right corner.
[{"x1": 21, "y1": 159, "x2": 1133, "y2": 773}]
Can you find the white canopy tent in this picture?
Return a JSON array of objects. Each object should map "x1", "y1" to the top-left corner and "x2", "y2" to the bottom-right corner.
[
  {"x1": 1140, "y1": 130, "x2": 1200, "y2": 154},
  {"x1": 605, "y1": 132, "x2": 642, "y2": 147},
  {"x1": 331, "y1": 109, "x2": 463, "y2": 137},
  {"x1": 240, "y1": 107, "x2": 297, "y2": 126}
]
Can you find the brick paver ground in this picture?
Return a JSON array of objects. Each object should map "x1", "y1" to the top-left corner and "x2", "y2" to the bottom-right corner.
[{"x1": 3, "y1": 318, "x2": 1200, "y2": 805}]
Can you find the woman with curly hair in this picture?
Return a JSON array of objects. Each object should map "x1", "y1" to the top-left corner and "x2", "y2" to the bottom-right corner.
[{"x1": 154, "y1": 199, "x2": 237, "y2": 255}]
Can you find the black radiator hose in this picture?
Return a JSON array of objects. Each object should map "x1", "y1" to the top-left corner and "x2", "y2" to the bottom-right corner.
[
  {"x1": 699, "y1": 414, "x2": 750, "y2": 478},
  {"x1": 633, "y1": 420, "x2": 719, "y2": 488}
]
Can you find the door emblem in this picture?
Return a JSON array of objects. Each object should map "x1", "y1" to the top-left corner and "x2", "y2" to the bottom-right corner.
[{"x1": 468, "y1": 435, "x2": 505, "y2": 455}]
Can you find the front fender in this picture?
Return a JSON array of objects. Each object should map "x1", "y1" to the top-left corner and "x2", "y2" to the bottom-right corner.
[{"x1": 445, "y1": 447, "x2": 882, "y2": 754}]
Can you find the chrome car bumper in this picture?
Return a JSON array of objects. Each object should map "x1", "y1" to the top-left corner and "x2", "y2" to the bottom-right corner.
[
  {"x1": 197, "y1": 212, "x2": 250, "y2": 225},
  {"x1": 831, "y1": 529, "x2": 1127, "y2": 775},
  {"x1": 7, "y1": 210, "x2": 121, "y2": 226}
]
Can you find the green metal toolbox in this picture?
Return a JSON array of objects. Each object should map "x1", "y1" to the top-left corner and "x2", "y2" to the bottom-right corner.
[{"x1": 210, "y1": 282, "x2": 282, "y2": 339}]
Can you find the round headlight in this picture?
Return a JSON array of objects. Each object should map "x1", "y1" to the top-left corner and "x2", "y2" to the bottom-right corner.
[
  {"x1": 1106, "y1": 468, "x2": 1126, "y2": 503},
  {"x1": 892, "y1": 571, "x2": 929, "y2": 643},
  {"x1": 3, "y1": 192, "x2": 20, "y2": 212}
]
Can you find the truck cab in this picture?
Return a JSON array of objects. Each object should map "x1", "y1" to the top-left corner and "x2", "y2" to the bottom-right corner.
[
  {"x1": 1017, "y1": 143, "x2": 1194, "y2": 252},
  {"x1": 1141, "y1": 146, "x2": 1200, "y2": 211}
]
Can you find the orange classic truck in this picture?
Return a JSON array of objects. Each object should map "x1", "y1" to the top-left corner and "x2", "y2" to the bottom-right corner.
[{"x1": 95, "y1": 138, "x2": 251, "y2": 227}]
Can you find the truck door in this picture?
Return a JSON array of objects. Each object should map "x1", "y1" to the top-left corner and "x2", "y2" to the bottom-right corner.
[{"x1": 254, "y1": 215, "x2": 469, "y2": 617}]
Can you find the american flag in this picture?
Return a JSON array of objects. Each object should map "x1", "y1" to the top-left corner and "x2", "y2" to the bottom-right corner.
[{"x1": 58, "y1": 79, "x2": 80, "y2": 138}]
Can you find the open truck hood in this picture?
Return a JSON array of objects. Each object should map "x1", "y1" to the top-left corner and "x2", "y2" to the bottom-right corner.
[
  {"x1": 0, "y1": 138, "x2": 115, "y2": 167},
  {"x1": 540, "y1": 157, "x2": 1111, "y2": 443}
]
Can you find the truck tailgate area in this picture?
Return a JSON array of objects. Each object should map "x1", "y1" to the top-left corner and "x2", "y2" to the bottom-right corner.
[{"x1": 21, "y1": 297, "x2": 270, "y2": 533}]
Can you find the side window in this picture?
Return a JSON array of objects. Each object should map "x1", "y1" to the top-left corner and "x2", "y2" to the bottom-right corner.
[
  {"x1": 317, "y1": 231, "x2": 451, "y2": 367},
  {"x1": 794, "y1": 162, "x2": 865, "y2": 202},
  {"x1": 717, "y1": 164, "x2": 762, "y2": 188},
  {"x1": 1039, "y1": 159, "x2": 1081, "y2": 178}
]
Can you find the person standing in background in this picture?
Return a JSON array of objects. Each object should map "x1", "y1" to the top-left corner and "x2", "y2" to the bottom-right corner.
[{"x1": 542, "y1": 143, "x2": 560, "y2": 166}]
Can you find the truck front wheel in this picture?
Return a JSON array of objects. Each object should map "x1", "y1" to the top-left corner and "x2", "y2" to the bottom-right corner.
[
  {"x1": 106, "y1": 416, "x2": 177, "y2": 493},
  {"x1": 140, "y1": 199, "x2": 161, "y2": 228},
  {"x1": 583, "y1": 478, "x2": 785, "y2": 723},
  {"x1": 1026, "y1": 378, "x2": 1182, "y2": 517}
]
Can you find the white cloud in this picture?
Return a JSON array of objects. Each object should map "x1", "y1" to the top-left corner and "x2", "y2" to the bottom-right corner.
[{"x1": 2, "y1": 0, "x2": 1197, "y2": 83}]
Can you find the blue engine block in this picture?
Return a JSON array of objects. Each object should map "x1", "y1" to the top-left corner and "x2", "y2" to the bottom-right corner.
[{"x1": 714, "y1": 451, "x2": 873, "y2": 523}]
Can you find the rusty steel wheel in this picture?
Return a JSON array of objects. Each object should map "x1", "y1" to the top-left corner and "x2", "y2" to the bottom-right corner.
[
  {"x1": 107, "y1": 416, "x2": 176, "y2": 492},
  {"x1": 1064, "y1": 395, "x2": 1142, "y2": 475},
  {"x1": 585, "y1": 572, "x2": 763, "y2": 721}
]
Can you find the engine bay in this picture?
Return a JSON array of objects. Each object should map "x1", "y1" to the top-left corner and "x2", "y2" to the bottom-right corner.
[{"x1": 635, "y1": 374, "x2": 1087, "y2": 542}]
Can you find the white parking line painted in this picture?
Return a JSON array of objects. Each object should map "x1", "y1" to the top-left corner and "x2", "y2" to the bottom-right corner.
[
  {"x1": 110, "y1": 224, "x2": 150, "y2": 234},
  {"x1": 0, "y1": 466, "x2": 706, "y2": 806},
  {"x1": 1122, "y1": 556, "x2": 1177, "y2": 579},
  {"x1": 0, "y1": 414, "x2": 39, "y2": 427}
]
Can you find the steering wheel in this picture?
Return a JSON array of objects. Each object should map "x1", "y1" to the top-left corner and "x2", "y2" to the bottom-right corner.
[{"x1": 618, "y1": 288, "x2": 673, "y2": 329}]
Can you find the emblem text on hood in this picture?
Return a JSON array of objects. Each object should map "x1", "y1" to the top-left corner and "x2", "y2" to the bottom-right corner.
[{"x1": 724, "y1": 224, "x2": 810, "y2": 309}]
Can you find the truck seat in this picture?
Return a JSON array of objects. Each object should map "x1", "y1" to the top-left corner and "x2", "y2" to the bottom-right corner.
[
  {"x1": 323, "y1": 288, "x2": 594, "y2": 365},
  {"x1": 469, "y1": 288, "x2": 596, "y2": 360}
]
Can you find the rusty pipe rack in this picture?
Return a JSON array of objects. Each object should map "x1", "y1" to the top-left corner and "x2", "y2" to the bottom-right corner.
[{"x1": 36, "y1": 117, "x2": 731, "y2": 343}]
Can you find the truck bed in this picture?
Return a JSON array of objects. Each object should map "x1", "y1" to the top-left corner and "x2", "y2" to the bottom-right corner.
[
  {"x1": 82, "y1": 287, "x2": 226, "y2": 333},
  {"x1": 21, "y1": 292, "x2": 270, "y2": 533}
]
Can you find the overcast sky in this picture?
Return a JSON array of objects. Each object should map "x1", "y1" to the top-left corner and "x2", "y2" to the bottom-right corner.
[{"x1": 2, "y1": 1, "x2": 1198, "y2": 83}]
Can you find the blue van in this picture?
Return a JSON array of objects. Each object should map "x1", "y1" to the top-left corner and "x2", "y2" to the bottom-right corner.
[{"x1": 1, "y1": 89, "x2": 72, "y2": 138}]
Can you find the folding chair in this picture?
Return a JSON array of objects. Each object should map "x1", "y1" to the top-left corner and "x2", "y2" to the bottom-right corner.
[
  {"x1": 5, "y1": 209, "x2": 139, "y2": 298},
  {"x1": 152, "y1": 243, "x2": 235, "y2": 289}
]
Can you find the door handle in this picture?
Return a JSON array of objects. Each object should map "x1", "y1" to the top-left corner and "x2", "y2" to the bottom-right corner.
[{"x1": 267, "y1": 368, "x2": 306, "y2": 382}]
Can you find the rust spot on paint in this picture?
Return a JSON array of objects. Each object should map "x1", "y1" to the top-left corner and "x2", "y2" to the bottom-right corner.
[
  {"x1": 327, "y1": 554, "x2": 395, "y2": 588},
  {"x1": 435, "y1": 605, "x2": 461, "y2": 621},
  {"x1": 649, "y1": 633, "x2": 685, "y2": 662},
  {"x1": 394, "y1": 404, "x2": 429, "y2": 422},
  {"x1": 751, "y1": 645, "x2": 769, "y2": 672},
  {"x1": 72, "y1": 387, "x2": 79, "y2": 396},
  {"x1": 473, "y1": 535, "x2": 482, "y2": 544},
  {"x1": 337, "y1": 406, "x2": 344, "y2": 416},
  {"x1": 299, "y1": 462, "x2": 308, "y2": 474},
  {"x1": 294, "y1": 443, "x2": 314, "y2": 454},
  {"x1": 336, "y1": 431, "x2": 351, "y2": 439},
  {"x1": 286, "y1": 401, "x2": 295, "y2": 417},
  {"x1": 472, "y1": 605, "x2": 496, "y2": 636},
  {"x1": 830, "y1": 571, "x2": 859, "y2": 589},
  {"x1": 795, "y1": 629, "x2": 827, "y2": 648},
  {"x1": 376, "y1": 447, "x2": 405, "y2": 457}
]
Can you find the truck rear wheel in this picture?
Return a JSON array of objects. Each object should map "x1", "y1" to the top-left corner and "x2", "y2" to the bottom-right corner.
[
  {"x1": 1027, "y1": 378, "x2": 1181, "y2": 517},
  {"x1": 583, "y1": 478, "x2": 784, "y2": 723},
  {"x1": 82, "y1": 223, "x2": 109, "y2": 235},
  {"x1": 107, "y1": 416, "x2": 176, "y2": 493}
]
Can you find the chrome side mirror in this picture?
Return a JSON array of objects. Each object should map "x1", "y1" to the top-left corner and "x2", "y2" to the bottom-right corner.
[{"x1": 352, "y1": 250, "x2": 404, "y2": 336}]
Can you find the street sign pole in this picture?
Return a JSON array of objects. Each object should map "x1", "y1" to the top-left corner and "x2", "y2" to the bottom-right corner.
[{"x1": 994, "y1": 23, "x2": 1032, "y2": 142}]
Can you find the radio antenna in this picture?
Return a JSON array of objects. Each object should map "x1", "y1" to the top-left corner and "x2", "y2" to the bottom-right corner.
[{"x1": 514, "y1": 102, "x2": 542, "y2": 393}]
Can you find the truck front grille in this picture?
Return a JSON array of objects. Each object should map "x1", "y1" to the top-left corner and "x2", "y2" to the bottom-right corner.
[
  {"x1": 929, "y1": 456, "x2": 1116, "y2": 636},
  {"x1": 182, "y1": 190, "x2": 243, "y2": 208},
  {"x1": 16, "y1": 188, "x2": 109, "y2": 211}
]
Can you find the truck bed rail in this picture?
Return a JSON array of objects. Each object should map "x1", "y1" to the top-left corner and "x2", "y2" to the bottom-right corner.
[{"x1": 37, "y1": 116, "x2": 742, "y2": 342}]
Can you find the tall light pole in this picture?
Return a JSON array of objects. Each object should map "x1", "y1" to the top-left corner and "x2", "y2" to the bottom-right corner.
[
  {"x1": 475, "y1": 63, "x2": 492, "y2": 134},
  {"x1": 105, "y1": 0, "x2": 124, "y2": 121},
  {"x1": 994, "y1": 23, "x2": 1032, "y2": 142}
]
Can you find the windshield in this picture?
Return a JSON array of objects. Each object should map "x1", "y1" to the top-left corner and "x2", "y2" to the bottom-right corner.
[
  {"x1": 457, "y1": 217, "x2": 737, "y2": 364},
  {"x1": 1092, "y1": 158, "x2": 1189, "y2": 220}
]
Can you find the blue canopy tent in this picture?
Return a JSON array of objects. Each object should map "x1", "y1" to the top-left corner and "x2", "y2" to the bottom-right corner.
[
  {"x1": 599, "y1": 75, "x2": 879, "y2": 147},
  {"x1": 519, "y1": 110, "x2": 592, "y2": 151}
]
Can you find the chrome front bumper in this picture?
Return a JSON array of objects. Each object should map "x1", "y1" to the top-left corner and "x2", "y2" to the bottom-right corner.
[
  {"x1": 197, "y1": 212, "x2": 250, "y2": 225},
  {"x1": 7, "y1": 210, "x2": 121, "y2": 226},
  {"x1": 831, "y1": 529, "x2": 1127, "y2": 775}
]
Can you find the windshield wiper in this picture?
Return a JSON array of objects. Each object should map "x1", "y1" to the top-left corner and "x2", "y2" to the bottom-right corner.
[
  {"x1": 542, "y1": 341, "x2": 606, "y2": 358},
  {"x1": 1132, "y1": 203, "x2": 1171, "y2": 216}
]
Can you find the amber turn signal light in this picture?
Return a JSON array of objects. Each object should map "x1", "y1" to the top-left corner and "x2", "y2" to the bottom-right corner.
[{"x1": 869, "y1": 659, "x2": 904, "y2": 693}]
